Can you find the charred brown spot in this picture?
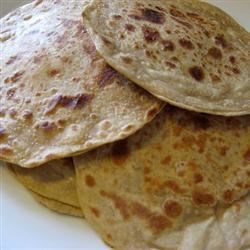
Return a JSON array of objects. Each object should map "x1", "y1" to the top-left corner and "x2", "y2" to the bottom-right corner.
[
  {"x1": 23, "y1": 110, "x2": 33, "y2": 120},
  {"x1": 85, "y1": 175, "x2": 96, "y2": 187},
  {"x1": 112, "y1": 15, "x2": 122, "y2": 20},
  {"x1": 223, "y1": 190, "x2": 233, "y2": 203},
  {"x1": 232, "y1": 68, "x2": 240, "y2": 74},
  {"x1": 193, "y1": 173, "x2": 203, "y2": 184},
  {"x1": 0, "y1": 146, "x2": 13, "y2": 155},
  {"x1": 208, "y1": 47, "x2": 222, "y2": 60},
  {"x1": 6, "y1": 55, "x2": 18, "y2": 65},
  {"x1": 192, "y1": 191, "x2": 215, "y2": 206},
  {"x1": 142, "y1": 26, "x2": 160, "y2": 43},
  {"x1": 46, "y1": 93, "x2": 93, "y2": 114},
  {"x1": 219, "y1": 146, "x2": 229, "y2": 156},
  {"x1": 4, "y1": 71, "x2": 24, "y2": 84},
  {"x1": 162, "y1": 40, "x2": 175, "y2": 51},
  {"x1": 47, "y1": 69, "x2": 61, "y2": 77},
  {"x1": 179, "y1": 38, "x2": 194, "y2": 50},
  {"x1": 189, "y1": 66, "x2": 205, "y2": 81},
  {"x1": 215, "y1": 34, "x2": 228, "y2": 48},
  {"x1": 6, "y1": 88, "x2": 16, "y2": 99},
  {"x1": 122, "y1": 56, "x2": 133, "y2": 64},
  {"x1": 90, "y1": 207, "x2": 100, "y2": 217},
  {"x1": 165, "y1": 180, "x2": 186, "y2": 194},
  {"x1": 125, "y1": 23, "x2": 136, "y2": 32},
  {"x1": 170, "y1": 8, "x2": 185, "y2": 18},
  {"x1": 165, "y1": 61, "x2": 176, "y2": 69},
  {"x1": 131, "y1": 202, "x2": 172, "y2": 232},
  {"x1": 101, "y1": 36, "x2": 112, "y2": 46},
  {"x1": 161, "y1": 156, "x2": 172, "y2": 165},
  {"x1": 244, "y1": 149, "x2": 250, "y2": 161},
  {"x1": 98, "y1": 66, "x2": 117, "y2": 87},
  {"x1": 100, "y1": 191, "x2": 130, "y2": 219},
  {"x1": 111, "y1": 140, "x2": 130, "y2": 165},
  {"x1": 0, "y1": 126, "x2": 6, "y2": 138},
  {"x1": 141, "y1": 8, "x2": 165, "y2": 24},
  {"x1": 34, "y1": 0, "x2": 43, "y2": 6},
  {"x1": 163, "y1": 200, "x2": 182, "y2": 218},
  {"x1": 172, "y1": 17, "x2": 193, "y2": 29},
  {"x1": 129, "y1": 8, "x2": 165, "y2": 24},
  {"x1": 229, "y1": 56, "x2": 236, "y2": 64},
  {"x1": 211, "y1": 74, "x2": 221, "y2": 83}
]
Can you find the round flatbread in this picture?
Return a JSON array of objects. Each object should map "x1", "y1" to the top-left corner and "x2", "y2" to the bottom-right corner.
[
  {"x1": 9, "y1": 158, "x2": 80, "y2": 208},
  {"x1": 82, "y1": 0, "x2": 250, "y2": 116},
  {"x1": 75, "y1": 106, "x2": 250, "y2": 250},
  {"x1": 31, "y1": 191, "x2": 83, "y2": 218},
  {"x1": 0, "y1": 0, "x2": 162, "y2": 168}
]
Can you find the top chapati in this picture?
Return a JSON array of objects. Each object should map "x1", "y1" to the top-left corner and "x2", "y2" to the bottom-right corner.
[
  {"x1": 82, "y1": 0, "x2": 250, "y2": 116},
  {"x1": 0, "y1": 0, "x2": 162, "y2": 168}
]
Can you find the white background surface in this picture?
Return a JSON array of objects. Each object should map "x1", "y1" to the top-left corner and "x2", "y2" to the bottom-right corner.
[{"x1": 1, "y1": 0, "x2": 250, "y2": 249}]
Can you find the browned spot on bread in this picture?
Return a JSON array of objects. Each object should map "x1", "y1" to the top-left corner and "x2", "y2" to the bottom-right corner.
[
  {"x1": 0, "y1": 126, "x2": 6, "y2": 138},
  {"x1": 215, "y1": 34, "x2": 228, "y2": 48},
  {"x1": 101, "y1": 36, "x2": 112, "y2": 46},
  {"x1": 47, "y1": 69, "x2": 61, "y2": 77},
  {"x1": 4, "y1": 71, "x2": 24, "y2": 83},
  {"x1": 149, "y1": 215, "x2": 172, "y2": 232},
  {"x1": 211, "y1": 74, "x2": 221, "y2": 83},
  {"x1": 146, "y1": 107, "x2": 160, "y2": 120},
  {"x1": 170, "y1": 7, "x2": 185, "y2": 18},
  {"x1": 46, "y1": 93, "x2": 93, "y2": 114},
  {"x1": 141, "y1": 8, "x2": 165, "y2": 24},
  {"x1": 23, "y1": 110, "x2": 33, "y2": 120},
  {"x1": 193, "y1": 173, "x2": 203, "y2": 184},
  {"x1": 98, "y1": 66, "x2": 117, "y2": 87},
  {"x1": 232, "y1": 68, "x2": 240, "y2": 74},
  {"x1": 90, "y1": 207, "x2": 100, "y2": 217},
  {"x1": 208, "y1": 47, "x2": 222, "y2": 60},
  {"x1": 131, "y1": 202, "x2": 172, "y2": 232},
  {"x1": 244, "y1": 149, "x2": 250, "y2": 161},
  {"x1": 189, "y1": 66, "x2": 205, "y2": 81},
  {"x1": 223, "y1": 190, "x2": 233, "y2": 203},
  {"x1": 192, "y1": 191, "x2": 215, "y2": 206},
  {"x1": 165, "y1": 61, "x2": 176, "y2": 69},
  {"x1": 163, "y1": 200, "x2": 182, "y2": 218},
  {"x1": 122, "y1": 56, "x2": 133, "y2": 64},
  {"x1": 229, "y1": 56, "x2": 236, "y2": 64},
  {"x1": 6, "y1": 55, "x2": 18, "y2": 65},
  {"x1": 111, "y1": 140, "x2": 130, "y2": 165},
  {"x1": 179, "y1": 38, "x2": 194, "y2": 50},
  {"x1": 0, "y1": 146, "x2": 13, "y2": 156},
  {"x1": 85, "y1": 175, "x2": 96, "y2": 187},
  {"x1": 6, "y1": 88, "x2": 16, "y2": 99},
  {"x1": 125, "y1": 23, "x2": 136, "y2": 32},
  {"x1": 112, "y1": 15, "x2": 122, "y2": 20},
  {"x1": 219, "y1": 146, "x2": 229, "y2": 156},
  {"x1": 100, "y1": 191, "x2": 130, "y2": 219},
  {"x1": 142, "y1": 26, "x2": 160, "y2": 43},
  {"x1": 162, "y1": 40, "x2": 175, "y2": 51},
  {"x1": 165, "y1": 180, "x2": 186, "y2": 194},
  {"x1": 172, "y1": 17, "x2": 193, "y2": 29},
  {"x1": 161, "y1": 156, "x2": 171, "y2": 165},
  {"x1": 129, "y1": 8, "x2": 165, "y2": 24}
]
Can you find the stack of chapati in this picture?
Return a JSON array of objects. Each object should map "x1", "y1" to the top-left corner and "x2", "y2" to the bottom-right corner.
[{"x1": 1, "y1": 0, "x2": 249, "y2": 249}]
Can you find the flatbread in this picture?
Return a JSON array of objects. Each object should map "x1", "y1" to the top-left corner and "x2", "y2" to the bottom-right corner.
[
  {"x1": 75, "y1": 106, "x2": 250, "y2": 249},
  {"x1": 31, "y1": 191, "x2": 83, "y2": 217},
  {"x1": 9, "y1": 158, "x2": 80, "y2": 208},
  {"x1": 0, "y1": 0, "x2": 162, "y2": 168},
  {"x1": 82, "y1": 0, "x2": 250, "y2": 116}
]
